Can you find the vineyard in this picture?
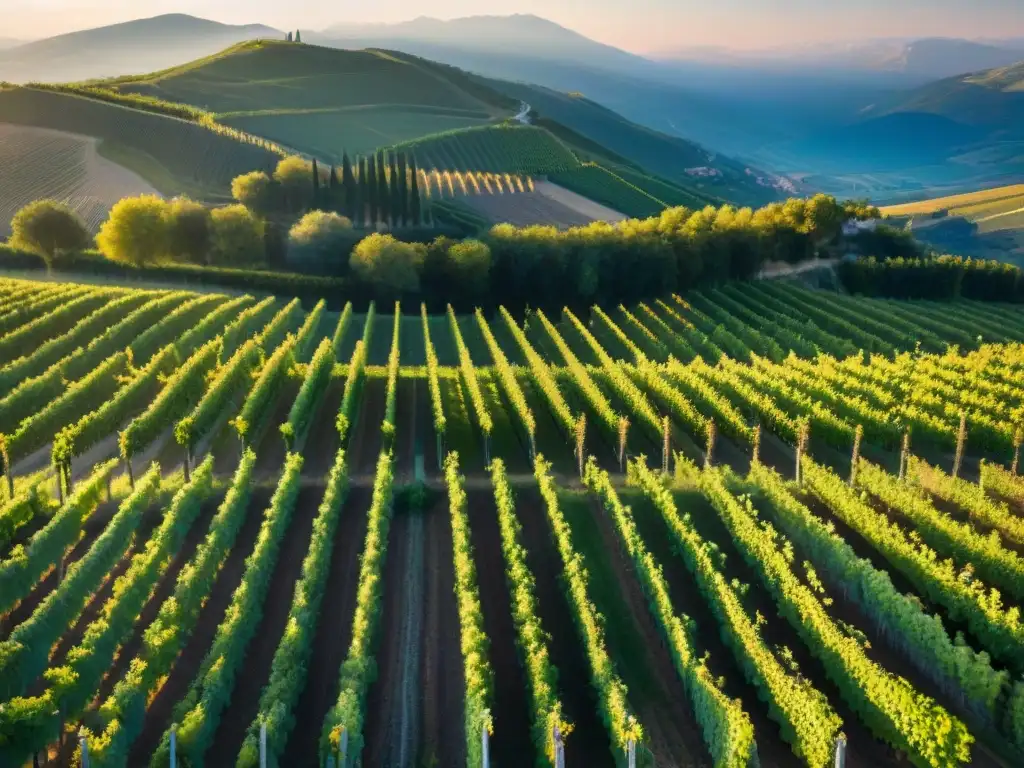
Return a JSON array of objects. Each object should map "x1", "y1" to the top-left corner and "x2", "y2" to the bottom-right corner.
[
  {"x1": 0, "y1": 87, "x2": 279, "y2": 200},
  {"x1": 2, "y1": 273, "x2": 1024, "y2": 768}
]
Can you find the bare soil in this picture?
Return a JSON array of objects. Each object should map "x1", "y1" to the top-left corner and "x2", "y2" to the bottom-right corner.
[
  {"x1": 283, "y1": 484, "x2": 370, "y2": 767},
  {"x1": 466, "y1": 489, "x2": 539, "y2": 767},
  {"x1": 512, "y1": 486, "x2": 615, "y2": 767},
  {"x1": 205, "y1": 485, "x2": 323, "y2": 764},
  {"x1": 127, "y1": 489, "x2": 270, "y2": 764},
  {"x1": 348, "y1": 377, "x2": 386, "y2": 476},
  {"x1": 300, "y1": 378, "x2": 344, "y2": 479}
]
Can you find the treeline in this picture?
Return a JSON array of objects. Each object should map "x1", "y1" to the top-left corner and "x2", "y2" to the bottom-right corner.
[
  {"x1": 838, "y1": 255, "x2": 1024, "y2": 303},
  {"x1": 233, "y1": 152, "x2": 423, "y2": 229}
]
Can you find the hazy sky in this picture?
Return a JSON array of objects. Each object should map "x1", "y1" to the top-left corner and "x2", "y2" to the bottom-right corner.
[{"x1": 7, "y1": 0, "x2": 1024, "y2": 53}]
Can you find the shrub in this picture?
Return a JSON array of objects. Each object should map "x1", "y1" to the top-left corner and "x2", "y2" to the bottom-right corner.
[
  {"x1": 210, "y1": 204, "x2": 265, "y2": 267},
  {"x1": 349, "y1": 233, "x2": 424, "y2": 294},
  {"x1": 287, "y1": 211, "x2": 355, "y2": 270},
  {"x1": 232, "y1": 170, "x2": 277, "y2": 217},
  {"x1": 165, "y1": 197, "x2": 213, "y2": 264},
  {"x1": 445, "y1": 239, "x2": 491, "y2": 301},
  {"x1": 96, "y1": 195, "x2": 168, "y2": 266},
  {"x1": 8, "y1": 200, "x2": 90, "y2": 267},
  {"x1": 274, "y1": 156, "x2": 315, "y2": 214}
]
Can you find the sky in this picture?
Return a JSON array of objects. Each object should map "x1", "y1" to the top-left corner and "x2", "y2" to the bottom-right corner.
[{"x1": 6, "y1": 0, "x2": 1024, "y2": 54}]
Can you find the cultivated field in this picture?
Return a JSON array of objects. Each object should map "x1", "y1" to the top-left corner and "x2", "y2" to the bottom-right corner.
[
  {"x1": 881, "y1": 184, "x2": 1024, "y2": 218},
  {"x1": 0, "y1": 87, "x2": 279, "y2": 200},
  {"x1": 1, "y1": 275, "x2": 1024, "y2": 768},
  {"x1": 0, "y1": 124, "x2": 159, "y2": 236}
]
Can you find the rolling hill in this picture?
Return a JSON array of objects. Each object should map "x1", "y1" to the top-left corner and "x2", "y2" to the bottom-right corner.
[{"x1": 880, "y1": 183, "x2": 1024, "y2": 266}]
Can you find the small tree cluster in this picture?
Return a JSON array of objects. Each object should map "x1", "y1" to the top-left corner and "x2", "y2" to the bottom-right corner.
[
  {"x1": 7, "y1": 200, "x2": 90, "y2": 269},
  {"x1": 232, "y1": 153, "x2": 423, "y2": 229},
  {"x1": 96, "y1": 195, "x2": 264, "y2": 267}
]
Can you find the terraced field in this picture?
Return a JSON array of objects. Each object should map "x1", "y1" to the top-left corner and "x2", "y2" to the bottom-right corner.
[{"x1": 1, "y1": 274, "x2": 1024, "y2": 768}]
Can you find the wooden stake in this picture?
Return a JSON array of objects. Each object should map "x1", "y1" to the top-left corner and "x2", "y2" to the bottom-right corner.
[
  {"x1": 704, "y1": 418, "x2": 717, "y2": 470},
  {"x1": 795, "y1": 420, "x2": 810, "y2": 486},
  {"x1": 662, "y1": 416, "x2": 670, "y2": 474},
  {"x1": 952, "y1": 411, "x2": 967, "y2": 479},
  {"x1": 126, "y1": 457, "x2": 135, "y2": 490},
  {"x1": 1012, "y1": 426, "x2": 1022, "y2": 477},
  {"x1": 849, "y1": 425, "x2": 863, "y2": 486},
  {"x1": 898, "y1": 431, "x2": 911, "y2": 482},
  {"x1": 618, "y1": 416, "x2": 629, "y2": 473},
  {"x1": 575, "y1": 415, "x2": 586, "y2": 479},
  {"x1": 752, "y1": 424, "x2": 762, "y2": 466}
]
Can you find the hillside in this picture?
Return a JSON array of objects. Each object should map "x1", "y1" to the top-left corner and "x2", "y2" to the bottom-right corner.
[
  {"x1": 0, "y1": 14, "x2": 279, "y2": 84},
  {"x1": 880, "y1": 183, "x2": 1024, "y2": 266},
  {"x1": 0, "y1": 86, "x2": 280, "y2": 200},
  {"x1": 103, "y1": 40, "x2": 516, "y2": 163}
]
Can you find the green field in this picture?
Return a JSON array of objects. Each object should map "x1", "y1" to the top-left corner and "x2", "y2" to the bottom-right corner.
[
  {"x1": 390, "y1": 124, "x2": 579, "y2": 175},
  {"x1": 221, "y1": 105, "x2": 489, "y2": 163}
]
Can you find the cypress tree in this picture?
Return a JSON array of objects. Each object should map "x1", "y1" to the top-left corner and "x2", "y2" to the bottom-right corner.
[
  {"x1": 286, "y1": 31, "x2": 292, "y2": 42},
  {"x1": 367, "y1": 154, "x2": 379, "y2": 227},
  {"x1": 376, "y1": 151, "x2": 390, "y2": 228},
  {"x1": 341, "y1": 152, "x2": 355, "y2": 220},
  {"x1": 388, "y1": 153, "x2": 401, "y2": 228},
  {"x1": 356, "y1": 156, "x2": 368, "y2": 227},
  {"x1": 409, "y1": 156, "x2": 422, "y2": 227},
  {"x1": 311, "y1": 158, "x2": 320, "y2": 210},
  {"x1": 295, "y1": 30, "x2": 302, "y2": 43},
  {"x1": 329, "y1": 164, "x2": 339, "y2": 212},
  {"x1": 397, "y1": 153, "x2": 409, "y2": 226}
]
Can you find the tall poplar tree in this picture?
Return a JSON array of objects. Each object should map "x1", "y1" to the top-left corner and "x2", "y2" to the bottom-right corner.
[
  {"x1": 356, "y1": 156, "x2": 368, "y2": 227},
  {"x1": 367, "y1": 154, "x2": 379, "y2": 227},
  {"x1": 388, "y1": 153, "x2": 401, "y2": 228},
  {"x1": 311, "y1": 158, "x2": 320, "y2": 210},
  {"x1": 341, "y1": 152, "x2": 355, "y2": 220},
  {"x1": 397, "y1": 153, "x2": 409, "y2": 227},
  {"x1": 376, "y1": 151, "x2": 390, "y2": 228},
  {"x1": 409, "y1": 156, "x2": 422, "y2": 227},
  {"x1": 328, "y1": 165, "x2": 339, "y2": 212}
]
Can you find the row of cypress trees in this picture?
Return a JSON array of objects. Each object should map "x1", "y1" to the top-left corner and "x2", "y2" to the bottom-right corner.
[{"x1": 313, "y1": 151, "x2": 423, "y2": 229}]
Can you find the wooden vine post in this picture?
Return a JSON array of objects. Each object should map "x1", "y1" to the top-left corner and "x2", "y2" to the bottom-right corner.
[
  {"x1": 618, "y1": 416, "x2": 629, "y2": 473},
  {"x1": 1012, "y1": 425, "x2": 1022, "y2": 477},
  {"x1": 553, "y1": 724, "x2": 565, "y2": 768},
  {"x1": 952, "y1": 411, "x2": 967, "y2": 479},
  {"x1": 849, "y1": 425, "x2": 863, "y2": 487},
  {"x1": 898, "y1": 431, "x2": 911, "y2": 482},
  {"x1": 2, "y1": 439, "x2": 13, "y2": 499},
  {"x1": 575, "y1": 414, "x2": 586, "y2": 479},
  {"x1": 704, "y1": 418, "x2": 717, "y2": 470},
  {"x1": 752, "y1": 424, "x2": 762, "y2": 466},
  {"x1": 662, "y1": 415, "x2": 670, "y2": 474},
  {"x1": 795, "y1": 419, "x2": 810, "y2": 486}
]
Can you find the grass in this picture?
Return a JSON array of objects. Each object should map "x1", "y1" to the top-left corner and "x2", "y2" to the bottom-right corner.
[{"x1": 222, "y1": 107, "x2": 489, "y2": 164}]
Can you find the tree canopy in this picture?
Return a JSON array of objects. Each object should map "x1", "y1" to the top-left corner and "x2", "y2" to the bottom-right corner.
[{"x1": 8, "y1": 200, "x2": 89, "y2": 267}]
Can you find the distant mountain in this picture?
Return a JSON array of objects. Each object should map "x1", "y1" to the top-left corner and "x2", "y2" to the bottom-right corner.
[
  {"x1": 868, "y1": 60, "x2": 1024, "y2": 131},
  {"x1": 878, "y1": 38, "x2": 1024, "y2": 79},
  {"x1": 0, "y1": 38, "x2": 26, "y2": 51},
  {"x1": 320, "y1": 14, "x2": 655, "y2": 74},
  {"x1": 0, "y1": 14, "x2": 280, "y2": 83}
]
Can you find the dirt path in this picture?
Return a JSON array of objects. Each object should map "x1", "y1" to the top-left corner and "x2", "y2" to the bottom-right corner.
[
  {"x1": 466, "y1": 489, "x2": 536, "y2": 766},
  {"x1": 205, "y1": 485, "x2": 322, "y2": 764},
  {"x1": 300, "y1": 378, "x2": 344, "y2": 479},
  {"x1": 534, "y1": 181, "x2": 628, "y2": 224},
  {"x1": 284, "y1": 485, "x2": 370, "y2": 767},
  {"x1": 349, "y1": 378, "x2": 386, "y2": 476},
  {"x1": 127, "y1": 489, "x2": 269, "y2": 764},
  {"x1": 513, "y1": 486, "x2": 615, "y2": 767}
]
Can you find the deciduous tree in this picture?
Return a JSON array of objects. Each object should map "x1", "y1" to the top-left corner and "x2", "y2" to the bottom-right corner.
[{"x1": 8, "y1": 200, "x2": 89, "y2": 268}]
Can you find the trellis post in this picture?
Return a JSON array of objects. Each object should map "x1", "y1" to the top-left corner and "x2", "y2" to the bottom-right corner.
[
  {"x1": 575, "y1": 415, "x2": 586, "y2": 479},
  {"x1": 849, "y1": 425, "x2": 863, "y2": 486},
  {"x1": 126, "y1": 456, "x2": 135, "y2": 490},
  {"x1": 553, "y1": 725, "x2": 565, "y2": 768},
  {"x1": 952, "y1": 411, "x2": 967, "y2": 479},
  {"x1": 834, "y1": 734, "x2": 847, "y2": 768},
  {"x1": 898, "y1": 431, "x2": 911, "y2": 482},
  {"x1": 752, "y1": 424, "x2": 762, "y2": 466},
  {"x1": 339, "y1": 727, "x2": 348, "y2": 768},
  {"x1": 795, "y1": 420, "x2": 810, "y2": 486},
  {"x1": 662, "y1": 416, "x2": 670, "y2": 475},
  {"x1": 618, "y1": 416, "x2": 629, "y2": 473},
  {"x1": 1012, "y1": 426, "x2": 1021, "y2": 476},
  {"x1": 482, "y1": 722, "x2": 490, "y2": 768},
  {"x1": 79, "y1": 729, "x2": 89, "y2": 768},
  {"x1": 627, "y1": 738, "x2": 636, "y2": 768},
  {"x1": 704, "y1": 418, "x2": 717, "y2": 470},
  {"x1": 184, "y1": 445, "x2": 192, "y2": 483},
  {"x1": 260, "y1": 722, "x2": 267, "y2": 768},
  {"x1": 170, "y1": 724, "x2": 177, "y2": 768}
]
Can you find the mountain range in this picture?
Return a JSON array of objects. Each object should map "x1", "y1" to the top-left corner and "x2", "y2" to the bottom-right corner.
[{"x1": 0, "y1": 14, "x2": 279, "y2": 83}]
